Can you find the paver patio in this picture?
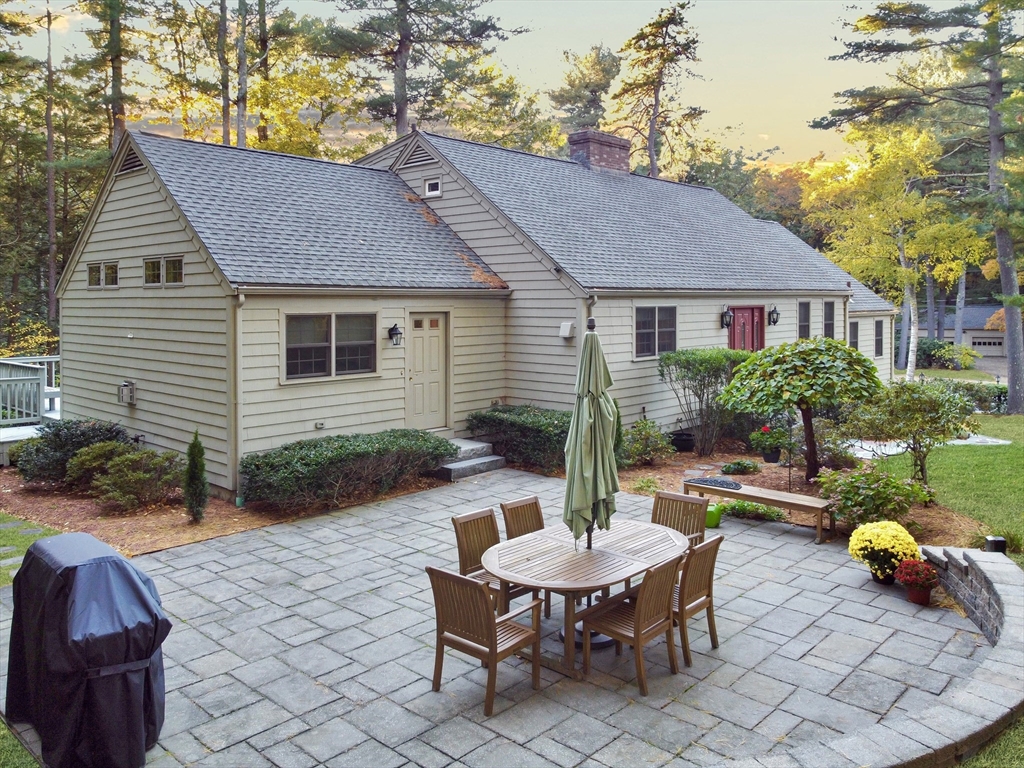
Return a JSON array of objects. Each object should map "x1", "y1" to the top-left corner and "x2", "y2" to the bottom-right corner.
[{"x1": 0, "y1": 468, "x2": 1016, "y2": 767}]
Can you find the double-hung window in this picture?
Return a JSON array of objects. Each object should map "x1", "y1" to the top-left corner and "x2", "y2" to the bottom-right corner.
[
  {"x1": 285, "y1": 313, "x2": 376, "y2": 380},
  {"x1": 874, "y1": 320, "x2": 884, "y2": 358},
  {"x1": 635, "y1": 306, "x2": 676, "y2": 358},
  {"x1": 797, "y1": 302, "x2": 811, "y2": 338},
  {"x1": 823, "y1": 302, "x2": 835, "y2": 339},
  {"x1": 849, "y1": 321, "x2": 859, "y2": 351},
  {"x1": 87, "y1": 261, "x2": 119, "y2": 289},
  {"x1": 144, "y1": 257, "x2": 184, "y2": 286}
]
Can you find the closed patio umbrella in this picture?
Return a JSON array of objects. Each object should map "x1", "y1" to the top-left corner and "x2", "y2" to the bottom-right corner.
[{"x1": 563, "y1": 318, "x2": 620, "y2": 547}]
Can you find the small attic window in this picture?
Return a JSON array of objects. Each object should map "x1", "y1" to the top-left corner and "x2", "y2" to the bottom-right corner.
[
  {"x1": 423, "y1": 177, "x2": 442, "y2": 198},
  {"x1": 117, "y1": 146, "x2": 144, "y2": 175}
]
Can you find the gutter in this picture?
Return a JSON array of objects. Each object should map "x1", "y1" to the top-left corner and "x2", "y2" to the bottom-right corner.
[{"x1": 232, "y1": 285, "x2": 511, "y2": 298}]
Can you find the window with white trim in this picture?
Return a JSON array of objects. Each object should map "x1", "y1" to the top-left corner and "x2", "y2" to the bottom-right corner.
[
  {"x1": 874, "y1": 320, "x2": 884, "y2": 358},
  {"x1": 144, "y1": 257, "x2": 184, "y2": 286},
  {"x1": 798, "y1": 301, "x2": 810, "y2": 338},
  {"x1": 285, "y1": 313, "x2": 376, "y2": 380},
  {"x1": 823, "y1": 301, "x2": 835, "y2": 338},
  {"x1": 87, "y1": 261, "x2": 119, "y2": 289},
  {"x1": 635, "y1": 306, "x2": 676, "y2": 358},
  {"x1": 423, "y1": 177, "x2": 442, "y2": 198},
  {"x1": 849, "y1": 321, "x2": 859, "y2": 351}
]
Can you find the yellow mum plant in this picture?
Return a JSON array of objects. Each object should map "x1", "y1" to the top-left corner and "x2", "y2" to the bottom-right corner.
[{"x1": 848, "y1": 521, "x2": 919, "y2": 579}]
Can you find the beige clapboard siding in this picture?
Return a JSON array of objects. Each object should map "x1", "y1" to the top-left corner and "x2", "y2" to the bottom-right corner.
[
  {"x1": 60, "y1": 168, "x2": 232, "y2": 488},
  {"x1": 238, "y1": 294, "x2": 505, "y2": 453},
  {"x1": 392, "y1": 159, "x2": 581, "y2": 408},
  {"x1": 850, "y1": 313, "x2": 894, "y2": 382}
]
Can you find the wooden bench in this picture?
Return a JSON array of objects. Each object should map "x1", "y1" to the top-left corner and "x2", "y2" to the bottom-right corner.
[{"x1": 682, "y1": 479, "x2": 834, "y2": 544}]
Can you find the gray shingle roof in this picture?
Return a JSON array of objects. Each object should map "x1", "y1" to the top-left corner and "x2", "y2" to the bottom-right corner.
[
  {"x1": 131, "y1": 132, "x2": 503, "y2": 290},
  {"x1": 419, "y1": 132, "x2": 858, "y2": 293},
  {"x1": 847, "y1": 276, "x2": 896, "y2": 313},
  {"x1": 918, "y1": 304, "x2": 1002, "y2": 330}
]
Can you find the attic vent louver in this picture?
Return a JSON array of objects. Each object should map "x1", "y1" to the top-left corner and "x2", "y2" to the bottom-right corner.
[
  {"x1": 401, "y1": 144, "x2": 434, "y2": 167},
  {"x1": 117, "y1": 146, "x2": 144, "y2": 174}
]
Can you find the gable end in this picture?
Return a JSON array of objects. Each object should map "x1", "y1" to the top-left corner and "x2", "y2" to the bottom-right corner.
[
  {"x1": 400, "y1": 143, "x2": 437, "y2": 168},
  {"x1": 117, "y1": 145, "x2": 145, "y2": 175}
]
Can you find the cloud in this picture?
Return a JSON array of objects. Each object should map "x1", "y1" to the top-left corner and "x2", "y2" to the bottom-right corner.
[{"x1": 758, "y1": 133, "x2": 771, "y2": 141}]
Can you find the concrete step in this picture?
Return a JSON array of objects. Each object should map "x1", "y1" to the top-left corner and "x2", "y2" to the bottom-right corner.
[
  {"x1": 434, "y1": 454, "x2": 506, "y2": 481},
  {"x1": 449, "y1": 438, "x2": 494, "y2": 461}
]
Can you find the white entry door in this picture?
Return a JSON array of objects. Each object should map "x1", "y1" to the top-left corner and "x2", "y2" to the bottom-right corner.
[{"x1": 407, "y1": 313, "x2": 447, "y2": 430}]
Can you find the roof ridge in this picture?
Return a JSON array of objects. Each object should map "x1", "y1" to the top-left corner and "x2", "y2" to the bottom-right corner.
[
  {"x1": 419, "y1": 130, "x2": 718, "y2": 193},
  {"x1": 132, "y1": 131, "x2": 392, "y2": 174}
]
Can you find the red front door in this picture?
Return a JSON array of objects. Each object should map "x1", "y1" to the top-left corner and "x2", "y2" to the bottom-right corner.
[{"x1": 729, "y1": 307, "x2": 765, "y2": 352}]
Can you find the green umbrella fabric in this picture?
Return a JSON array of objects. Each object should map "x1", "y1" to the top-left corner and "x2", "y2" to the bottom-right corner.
[{"x1": 563, "y1": 327, "x2": 620, "y2": 542}]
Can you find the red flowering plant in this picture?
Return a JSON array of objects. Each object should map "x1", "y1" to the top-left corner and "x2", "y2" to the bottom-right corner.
[
  {"x1": 894, "y1": 559, "x2": 939, "y2": 590},
  {"x1": 749, "y1": 425, "x2": 791, "y2": 453}
]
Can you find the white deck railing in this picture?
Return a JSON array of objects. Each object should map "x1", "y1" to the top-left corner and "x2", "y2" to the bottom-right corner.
[{"x1": 0, "y1": 355, "x2": 60, "y2": 427}]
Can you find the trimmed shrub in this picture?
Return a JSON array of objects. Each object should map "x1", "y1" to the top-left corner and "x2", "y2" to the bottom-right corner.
[
  {"x1": 717, "y1": 500, "x2": 786, "y2": 521},
  {"x1": 65, "y1": 441, "x2": 136, "y2": 492},
  {"x1": 466, "y1": 405, "x2": 571, "y2": 472},
  {"x1": 937, "y1": 381, "x2": 1008, "y2": 414},
  {"x1": 17, "y1": 419, "x2": 131, "y2": 483},
  {"x1": 721, "y1": 460, "x2": 760, "y2": 475},
  {"x1": 915, "y1": 338, "x2": 946, "y2": 369},
  {"x1": 240, "y1": 429, "x2": 457, "y2": 510},
  {"x1": 623, "y1": 418, "x2": 674, "y2": 466},
  {"x1": 93, "y1": 449, "x2": 184, "y2": 512},
  {"x1": 818, "y1": 465, "x2": 931, "y2": 528},
  {"x1": 184, "y1": 430, "x2": 209, "y2": 523},
  {"x1": 6, "y1": 437, "x2": 38, "y2": 467}
]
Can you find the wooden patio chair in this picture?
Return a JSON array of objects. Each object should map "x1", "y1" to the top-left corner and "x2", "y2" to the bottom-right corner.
[
  {"x1": 499, "y1": 496, "x2": 552, "y2": 618},
  {"x1": 451, "y1": 508, "x2": 532, "y2": 609},
  {"x1": 651, "y1": 490, "x2": 709, "y2": 547},
  {"x1": 426, "y1": 567, "x2": 542, "y2": 716},
  {"x1": 673, "y1": 535, "x2": 723, "y2": 667},
  {"x1": 581, "y1": 555, "x2": 682, "y2": 696}
]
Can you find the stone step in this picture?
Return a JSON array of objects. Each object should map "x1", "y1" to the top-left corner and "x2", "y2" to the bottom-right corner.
[
  {"x1": 434, "y1": 455, "x2": 506, "y2": 481},
  {"x1": 448, "y1": 438, "x2": 494, "y2": 461}
]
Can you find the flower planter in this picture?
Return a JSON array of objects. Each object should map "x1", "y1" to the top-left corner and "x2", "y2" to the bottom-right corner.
[
  {"x1": 906, "y1": 586, "x2": 932, "y2": 606},
  {"x1": 705, "y1": 505, "x2": 722, "y2": 529},
  {"x1": 871, "y1": 572, "x2": 896, "y2": 585},
  {"x1": 670, "y1": 431, "x2": 695, "y2": 452},
  {"x1": 761, "y1": 449, "x2": 782, "y2": 463}
]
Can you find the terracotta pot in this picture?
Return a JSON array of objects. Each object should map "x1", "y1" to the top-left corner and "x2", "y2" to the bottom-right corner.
[
  {"x1": 871, "y1": 571, "x2": 896, "y2": 585},
  {"x1": 906, "y1": 586, "x2": 932, "y2": 606},
  {"x1": 761, "y1": 448, "x2": 782, "y2": 463}
]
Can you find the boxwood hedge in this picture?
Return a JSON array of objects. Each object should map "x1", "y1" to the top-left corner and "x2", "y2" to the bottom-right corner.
[
  {"x1": 466, "y1": 405, "x2": 571, "y2": 473},
  {"x1": 239, "y1": 429, "x2": 457, "y2": 510}
]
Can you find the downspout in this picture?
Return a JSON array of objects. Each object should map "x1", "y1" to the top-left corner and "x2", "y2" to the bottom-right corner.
[
  {"x1": 586, "y1": 294, "x2": 597, "y2": 318},
  {"x1": 233, "y1": 292, "x2": 245, "y2": 506},
  {"x1": 842, "y1": 293, "x2": 850, "y2": 344}
]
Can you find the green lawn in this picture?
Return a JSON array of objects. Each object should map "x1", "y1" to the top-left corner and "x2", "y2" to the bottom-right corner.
[
  {"x1": 895, "y1": 367, "x2": 996, "y2": 382},
  {"x1": 0, "y1": 726, "x2": 37, "y2": 768}
]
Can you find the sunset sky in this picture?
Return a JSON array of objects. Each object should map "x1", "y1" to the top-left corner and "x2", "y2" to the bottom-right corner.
[{"x1": 22, "y1": 0, "x2": 958, "y2": 160}]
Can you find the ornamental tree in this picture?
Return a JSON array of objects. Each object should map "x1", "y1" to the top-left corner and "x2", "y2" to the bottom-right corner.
[
  {"x1": 843, "y1": 380, "x2": 978, "y2": 485},
  {"x1": 719, "y1": 337, "x2": 883, "y2": 480}
]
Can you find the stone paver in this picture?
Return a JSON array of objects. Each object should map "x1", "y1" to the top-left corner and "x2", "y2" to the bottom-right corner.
[{"x1": 1, "y1": 468, "x2": 1019, "y2": 768}]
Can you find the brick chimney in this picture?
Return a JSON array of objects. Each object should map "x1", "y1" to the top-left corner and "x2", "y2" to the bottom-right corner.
[{"x1": 567, "y1": 129, "x2": 630, "y2": 174}]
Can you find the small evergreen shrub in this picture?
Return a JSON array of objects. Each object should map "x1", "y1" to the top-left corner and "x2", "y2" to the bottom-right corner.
[
  {"x1": 721, "y1": 459, "x2": 760, "y2": 475},
  {"x1": 466, "y1": 405, "x2": 571, "y2": 472},
  {"x1": 718, "y1": 500, "x2": 786, "y2": 521},
  {"x1": 915, "y1": 338, "x2": 947, "y2": 369},
  {"x1": 184, "y1": 430, "x2": 209, "y2": 523},
  {"x1": 16, "y1": 419, "x2": 131, "y2": 483},
  {"x1": 93, "y1": 449, "x2": 184, "y2": 512},
  {"x1": 623, "y1": 418, "x2": 674, "y2": 466},
  {"x1": 630, "y1": 477, "x2": 661, "y2": 496},
  {"x1": 818, "y1": 465, "x2": 931, "y2": 528},
  {"x1": 6, "y1": 438, "x2": 38, "y2": 467},
  {"x1": 240, "y1": 429, "x2": 457, "y2": 510},
  {"x1": 937, "y1": 381, "x2": 1008, "y2": 414},
  {"x1": 65, "y1": 441, "x2": 136, "y2": 492}
]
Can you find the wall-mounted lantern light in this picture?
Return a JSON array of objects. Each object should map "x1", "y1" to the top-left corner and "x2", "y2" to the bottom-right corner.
[
  {"x1": 768, "y1": 305, "x2": 780, "y2": 326},
  {"x1": 720, "y1": 306, "x2": 734, "y2": 329},
  {"x1": 388, "y1": 324, "x2": 403, "y2": 346}
]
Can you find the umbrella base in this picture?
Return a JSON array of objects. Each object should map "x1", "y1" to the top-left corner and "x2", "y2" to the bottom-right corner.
[{"x1": 559, "y1": 622, "x2": 616, "y2": 649}]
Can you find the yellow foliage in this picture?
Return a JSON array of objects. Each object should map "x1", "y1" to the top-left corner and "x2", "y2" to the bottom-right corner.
[
  {"x1": 985, "y1": 309, "x2": 1006, "y2": 332},
  {"x1": 0, "y1": 318, "x2": 59, "y2": 358}
]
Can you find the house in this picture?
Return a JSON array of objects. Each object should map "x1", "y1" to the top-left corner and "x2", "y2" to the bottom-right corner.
[
  {"x1": 56, "y1": 129, "x2": 895, "y2": 495},
  {"x1": 918, "y1": 304, "x2": 1006, "y2": 358}
]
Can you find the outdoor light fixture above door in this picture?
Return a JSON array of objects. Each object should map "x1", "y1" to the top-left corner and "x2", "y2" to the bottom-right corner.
[
  {"x1": 768, "y1": 305, "x2": 780, "y2": 326},
  {"x1": 720, "y1": 306, "x2": 734, "y2": 329},
  {"x1": 388, "y1": 324, "x2": 403, "y2": 346}
]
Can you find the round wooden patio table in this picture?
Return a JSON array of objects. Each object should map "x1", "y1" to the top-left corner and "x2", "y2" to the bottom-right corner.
[{"x1": 481, "y1": 520, "x2": 689, "y2": 678}]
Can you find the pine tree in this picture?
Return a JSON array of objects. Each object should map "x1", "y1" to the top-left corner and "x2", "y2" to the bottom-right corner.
[{"x1": 184, "y1": 429, "x2": 208, "y2": 523}]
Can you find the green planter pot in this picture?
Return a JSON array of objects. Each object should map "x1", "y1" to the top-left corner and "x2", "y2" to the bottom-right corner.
[{"x1": 706, "y1": 506, "x2": 722, "y2": 529}]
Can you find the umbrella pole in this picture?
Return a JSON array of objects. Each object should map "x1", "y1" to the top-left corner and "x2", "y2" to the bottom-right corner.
[{"x1": 586, "y1": 522, "x2": 593, "y2": 550}]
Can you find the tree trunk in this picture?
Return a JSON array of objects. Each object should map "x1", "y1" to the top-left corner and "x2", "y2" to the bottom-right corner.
[
  {"x1": 936, "y1": 285, "x2": 947, "y2": 343},
  {"x1": 986, "y1": 21, "x2": 1023, "y2": 413},
  {"x1": 954, "y1": 271, "x2": 966, "y2": 346},
  {"x1": 236, "y1": 0, "x2": 247, "y2": 148},
  {"x1": 218, "y1": 0, "x2": 230, "y2": 145},
  {"x1": 800, "y1": 405, "x2": 818, "y2": 481},
  {"x1": 898, "y1": 301, "x2": 910, "y2": 370},
  {"x1": 256, "y1": 0, "x2": 268, "y2": 143},
  {"x1": 394, "y1": 0, "x2": 411, "y2": 136},
  {"x1": 109, "y1": 0, "x2": 126, "y2": 150},
  {"x1": 648, "y1": 81, "x2": 660, "y2": 178},
  {"x1": 900, "y1": 241, "x2": 919, "y2": 381},
  {"x1": 925, "y1": 269, "x2": 936, "y2": 339},
  {"x1": 45, "y1": 5, "x2": 57, "y2": 322}
]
